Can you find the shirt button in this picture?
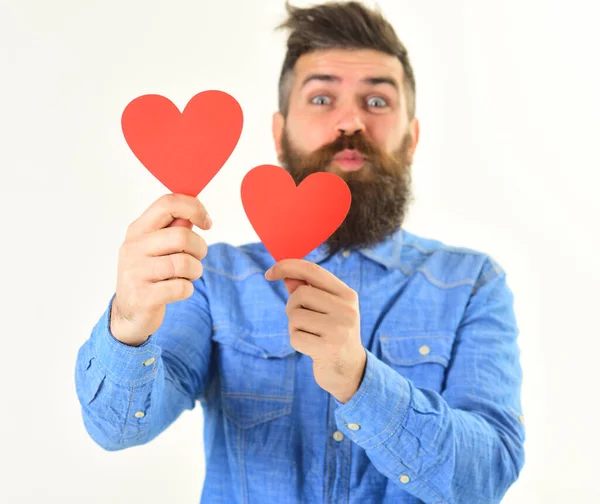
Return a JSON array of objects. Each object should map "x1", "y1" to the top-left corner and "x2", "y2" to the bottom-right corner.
[
  {"x1": 342, "y1": 250, "x2": 351, "y2": 258},
  {"x1": 333, "y1": 431, "x2": 345, "y2": 442},
  {"x1": 518, "y1": 415, "x2": 525, "y2": 425},
  {"x1": 142, "y1": 357, "x2": 156, "y2": 366},
  {"x1": 418, "y1": 345, "x2": 430, "y2": 356},
  {"x1": 347, "y1": 423, "x2": 361, "y2": 431},
  {"x1": 399, "y1": 474, "x2": 410, "y2": 484},
  {"x1": 134, "y1": 411, "x2": 145, "y2": 418}
]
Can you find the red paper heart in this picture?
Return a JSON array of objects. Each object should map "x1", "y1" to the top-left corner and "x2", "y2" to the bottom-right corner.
[
  {"x1": 241, "y1": 165, "x2": 352, "y2": 261},
  {"x1": 121, "y1": 90, "x2": 243, "y2": 196}
]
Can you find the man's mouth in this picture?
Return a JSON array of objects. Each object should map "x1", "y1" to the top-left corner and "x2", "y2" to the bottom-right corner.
[{"x1": 332, "y1": 149, "x2": 366, "y2": 172}]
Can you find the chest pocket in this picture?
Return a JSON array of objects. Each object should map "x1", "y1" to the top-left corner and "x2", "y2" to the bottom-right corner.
[
  {"x1": 212, "y1": 325, "x2": 297, "y2": 429},
  {"x1": 378, "y1": 332, "x2": 454, "y2": 392}
]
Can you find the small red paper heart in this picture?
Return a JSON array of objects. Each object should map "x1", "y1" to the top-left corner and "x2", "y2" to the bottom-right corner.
[
  {"x1": 121, "y1": 90, "x2": 243, "y2": 196},
  {"x1": 241, "y1": 165, "x2": 352, "y2": 261}
]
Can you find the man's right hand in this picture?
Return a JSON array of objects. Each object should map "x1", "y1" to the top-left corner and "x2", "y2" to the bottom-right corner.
[{"x1": 110, "y1": 193, "x2": 212, "y2": 347}]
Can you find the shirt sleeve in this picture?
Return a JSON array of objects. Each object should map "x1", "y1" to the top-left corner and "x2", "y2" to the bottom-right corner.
[
  {"x1": 74, "y1": 277, "x2": 213, "y2": 451},
  {"x1": 334, "y1": 258, "x2": 526, "y2": 504}
]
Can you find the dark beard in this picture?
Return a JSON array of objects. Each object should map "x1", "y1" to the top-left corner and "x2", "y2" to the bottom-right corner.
[{"x1": 280, "y1": 128, "x2": 414, "y2": 256}]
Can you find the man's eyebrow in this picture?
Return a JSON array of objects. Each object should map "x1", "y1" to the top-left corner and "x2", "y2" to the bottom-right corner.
[
  {"x1": 301, "y1": 74, "x2": 341, "y2": 87},
  {"x1": 300, "y1": 74, "x2": 399, "y2": 92},
  {"x1": 362, "y1": 76, "x2": 399, "y2": 91}
]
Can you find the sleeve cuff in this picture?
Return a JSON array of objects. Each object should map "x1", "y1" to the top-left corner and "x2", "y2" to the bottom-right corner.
[
  {"x1": 91, "y1": 293, "x2": 163, "y2": 387},
  {"x1": 334, "y1": 348, "x2": 411, "y2": 450}
]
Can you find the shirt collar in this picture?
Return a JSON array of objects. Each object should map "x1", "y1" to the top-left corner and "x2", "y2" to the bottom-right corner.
[{"x1": 304, "y1": 227, "x2": 404, "y2": 270}]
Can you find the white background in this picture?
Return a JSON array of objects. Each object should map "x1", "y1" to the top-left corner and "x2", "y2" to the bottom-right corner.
[{"x1": 1, "y1": 0, "x2": 598, "y2": 502}]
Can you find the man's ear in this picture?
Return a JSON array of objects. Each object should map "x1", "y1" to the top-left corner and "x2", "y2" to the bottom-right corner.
[{"x1": 272, "y1": 111, "x2": 285, "y2": 163}]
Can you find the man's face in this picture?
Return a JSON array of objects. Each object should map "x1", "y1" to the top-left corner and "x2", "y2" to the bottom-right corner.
[{"x1": 272, "y1": 48, "x2": 420, "y2": 255}]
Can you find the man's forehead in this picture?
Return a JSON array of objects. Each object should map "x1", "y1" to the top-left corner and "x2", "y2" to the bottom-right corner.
[{"x1": 294, "y1": 48, "x2": 404, "y2": 85}]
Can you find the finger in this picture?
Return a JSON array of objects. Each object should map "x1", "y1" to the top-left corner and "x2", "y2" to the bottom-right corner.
[
  {"x1": 288, "y1": 307, "x2": 330, "y2": 337},
  {"x1": 286, "y1": 284, "x2": 335, "y2": 316},
  {"x1": 146, "y1": 278, "x2": 195, "y2": 307},
  {"x1": 139, "y1": 227, "x2": 208, "y2": 261},
  {"x1": 267, "y1": 259, "x2": 351, "y2": 299},
  {"x1": 283, "y1": 278, "x2": 308, "y2": 296},
  {"x1": 288, "y1": 315, "x2": 323, "y2": 358},
  {"x1": 289, "y1": 328, "x2": 322, "y2": 357},
  {"x1": 128, "y1": 193, "x2": 211, "y2": 240},
  {"x1": 168, "y1": 218, "x2": 193, "y2": 229},
  {"x1": 144, "y1": 253, "x2": 204, "y2": 283}
]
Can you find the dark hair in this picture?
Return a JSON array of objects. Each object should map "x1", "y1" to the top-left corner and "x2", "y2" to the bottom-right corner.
[{"x1": 275, "y1": 0, "x2": 416, "y2": 120}]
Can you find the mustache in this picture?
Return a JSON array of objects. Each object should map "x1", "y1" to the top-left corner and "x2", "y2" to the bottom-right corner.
[
  {"x1": 297, "y1": 131, "x2": 393, "y2": 171},
  {"x1": 307, "y1": 131, "x2": 382, "y2": 168},
  {"x1": 281, "y1": 128, "x2": 413, "y2": 180}
]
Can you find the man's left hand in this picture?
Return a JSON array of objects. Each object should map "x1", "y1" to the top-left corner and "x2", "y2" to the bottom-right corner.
[{"x1": 265, "y1": 259, "x2": 367, "y2": 404}]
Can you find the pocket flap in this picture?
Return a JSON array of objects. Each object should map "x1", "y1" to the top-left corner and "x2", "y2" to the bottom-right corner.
[
  {"x1": 212, "y1": 325, "x2": 296, "y2": 359},
  {"x1": 77, "y1": 356, "x2": 107, "y2": 405},
  {"x1": 380, "y1": 333, "x2": 453, "y2": 367}
]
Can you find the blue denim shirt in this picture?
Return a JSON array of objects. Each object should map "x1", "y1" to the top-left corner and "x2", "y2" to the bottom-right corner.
[{"x1": 75, "y1": 227, "x2": 525, "y2": 503}]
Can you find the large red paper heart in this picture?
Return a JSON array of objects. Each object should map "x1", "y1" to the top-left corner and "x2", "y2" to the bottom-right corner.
[
  {"x1": 121, "y1": 90, "x2": 243, "y2": 196},
  {"x1": 241, "y1": 165, "x2": 352, "y2": 261}
]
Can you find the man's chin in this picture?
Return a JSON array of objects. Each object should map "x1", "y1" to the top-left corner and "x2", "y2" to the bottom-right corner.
[{"x1": 329, "y1": 164, "x2": 373, "y2": 184}]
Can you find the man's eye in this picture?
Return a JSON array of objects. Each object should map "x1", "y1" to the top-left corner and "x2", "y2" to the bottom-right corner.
[
  {"x1": 367, "y1": 96, "x2": 388, "y2": 108},
  {"x1": 311, "y1": 95, "x2": 331, "y2": 105}
]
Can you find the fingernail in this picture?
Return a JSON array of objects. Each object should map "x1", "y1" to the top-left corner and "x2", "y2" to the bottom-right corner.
[
  {"x1": 265, "y1": 268, "x2": 272, "y2": 279},
  {"x1": 204, "y1": 214, "x2": 212, "y2": 228}
]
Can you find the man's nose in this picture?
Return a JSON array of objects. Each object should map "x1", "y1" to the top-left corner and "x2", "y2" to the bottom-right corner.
[{"x1": 335, "y1": 108, "x2": 366, "y2": 137}]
